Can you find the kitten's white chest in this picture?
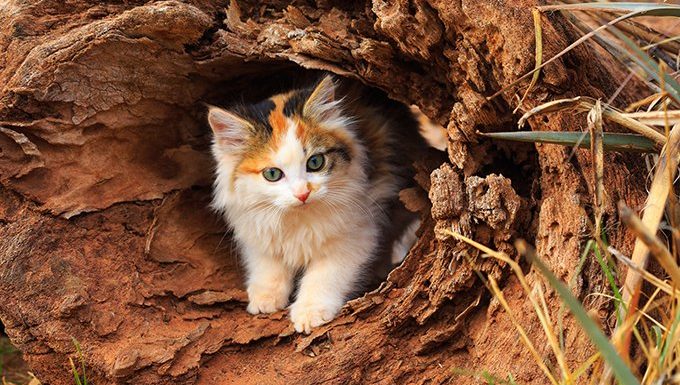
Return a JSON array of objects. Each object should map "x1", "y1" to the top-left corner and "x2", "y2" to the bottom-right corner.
[
  {"x1": 276, "y1": 218, "x2": 324, "y2": 268},
  {"x1": 231, "y1": 205, "x2": 350, "y2": 269}
]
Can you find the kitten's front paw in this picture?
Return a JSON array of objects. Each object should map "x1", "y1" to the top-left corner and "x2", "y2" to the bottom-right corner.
[
  {"x1": 246, "y1": 288, "x2": 289, "y2": 314},
  {"x1": 289, "y1": 301, "x2": 338, "y2": 334}
]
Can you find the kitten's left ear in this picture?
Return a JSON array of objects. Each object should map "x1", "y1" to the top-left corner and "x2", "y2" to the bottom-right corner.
[{"x1": 303, "y1": 75, "x2": 341, "y2": 123}]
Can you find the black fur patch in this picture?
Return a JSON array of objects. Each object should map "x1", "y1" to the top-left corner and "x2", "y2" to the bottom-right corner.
[
  {"x1": 283, "y1": 88, "x2": 312, "y2": 117},
  {"x1": 236, "y1": 99, "x2": 276, "y2": 135}
]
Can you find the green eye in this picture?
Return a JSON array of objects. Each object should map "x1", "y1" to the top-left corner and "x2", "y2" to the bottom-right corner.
[
  {"x1": 262, "y1": 167, "x2": 283, "y2": 182},
  {"x1": 306, "y1": 154, "x2": 325, "y2": 172}
]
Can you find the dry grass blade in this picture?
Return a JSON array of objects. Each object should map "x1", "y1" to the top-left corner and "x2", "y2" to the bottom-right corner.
[
  {"x1": 516, "y1": 240, "x2": 640, "y2": 385},
  {"x1": 625, "y1": 93, "x2": 666, "y2": 112},
  {"x1": 442, "y1": 229, "x2": 562, "y2": 385},
  {"x1": 514, "y1": 8, "x2": 543, "y2": 113},
  {"x1": 623, "y1": 110, "x2": 680, "y2": 126},
  {"x1": 532, "y1": 281, "x2": 572, "y2": 381},
  {"x1": 618, "y1": 202, "x2": 680, "y2": 286},
  {"x1": 0, "y1": 371, "x2": 41, "y2": 385},
  {"x1": 538, "y1": 3, "x2": 680, "y2": 15},
  {"x1": 487, "y1": 276, "x2": 560, "y2": 385},
  {"x1": 642, "y1": 35, "x2": 680, "y2": 50},
  {"x1": 608, "y1": 246, "x2": 680, "y2": 298},
  {"x1": 516, "y1": 97, "x2": 586, "y2": 127},
  {"x1": 589, "y1": 100, "x2": 605, "y2": 233},
  {"x1": 573, "y1": 352, "x2": 602, "y2": 383},
  {"x1": 614, "y1": 123, "x2": 680, "y2": 361},
  {"x1": 517, "y1": 96, "x2": 666, "y2": 145}
]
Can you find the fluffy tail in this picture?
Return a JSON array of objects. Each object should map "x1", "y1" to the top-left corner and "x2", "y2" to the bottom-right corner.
[
  {"x1": 411, "y1": 105, "x2": 448, "y2": 151},
  {"x1": 391, "y1": 218, "x2": 421, "y2": 264}
]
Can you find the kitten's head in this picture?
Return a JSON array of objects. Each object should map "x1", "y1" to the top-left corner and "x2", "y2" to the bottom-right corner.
[{"x1": 208, "y1": 76, "x2": 364, "y2": 210}]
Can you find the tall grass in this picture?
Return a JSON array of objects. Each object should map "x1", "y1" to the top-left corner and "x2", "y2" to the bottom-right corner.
[
  {"x1": 0, "y1": 337, "x2": 87, "y2": 385},
  {"x1": 68, "y1": 339, "x2": 87, "y2": 385},
  {"x1": 468, "y1": 2, "x2": 680, "y2": 384}
]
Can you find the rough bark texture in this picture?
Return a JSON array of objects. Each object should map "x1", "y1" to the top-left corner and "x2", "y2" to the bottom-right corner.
[{"x1": 0, "y1": 1, "x2": 649, "y2": 384}]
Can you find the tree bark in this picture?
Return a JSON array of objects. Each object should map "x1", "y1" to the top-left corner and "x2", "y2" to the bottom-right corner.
[{"x1": 0, "y1": 1, "x2": 648, "y2": 384}]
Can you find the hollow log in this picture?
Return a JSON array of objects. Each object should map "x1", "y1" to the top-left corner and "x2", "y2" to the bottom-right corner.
[{"x1": 0, "y1": 1, "x2": 648, "y2": 384}]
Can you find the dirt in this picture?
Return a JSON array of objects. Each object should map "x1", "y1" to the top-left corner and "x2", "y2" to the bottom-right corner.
[{"x1": 0, "y1": 1, "x2": 650, "y2": 384}]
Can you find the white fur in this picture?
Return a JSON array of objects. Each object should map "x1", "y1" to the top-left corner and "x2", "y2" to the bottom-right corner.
[{"x1": 211, "y1": 115, "x2": 393, "y2": 333}]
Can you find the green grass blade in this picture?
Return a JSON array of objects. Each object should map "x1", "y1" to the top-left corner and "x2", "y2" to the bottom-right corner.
[
  {"x1": 71, "y1": 338, "x2": 86, "y2": 385},
  {"x1": 539, "y1": 2, "x2": 680, "y2": 16},
  {"x1": 517, "y1": 241, "x2": 641, "y2": 385},
  {"x1": 660, "y1": 307, "x2": 680, "y2": 366},
  {"x1": 652, "y1": 325, "x2": 663, "y2": 350},
  {"x1": 592, "y1": 242, "x2": 625, "y2": 323},
  {"x1": 69, "y1": 357, "x2": 83, "y2": 385},
  {"x1": 478, "y1": 131, "x2": 657, "y2": 152}
]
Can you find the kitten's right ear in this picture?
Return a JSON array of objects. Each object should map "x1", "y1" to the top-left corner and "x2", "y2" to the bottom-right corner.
[
  {"x1": 303, "y1": 75, "x2": 340, "y2": 123},
  {"x1": 207, "y1": 106, "x2": 251, "y2": 150}
]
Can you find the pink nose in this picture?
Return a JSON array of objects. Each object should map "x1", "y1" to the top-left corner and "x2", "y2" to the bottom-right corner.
[{"x1": 295, "y1": 190, "x2": 310, "y2": 203}]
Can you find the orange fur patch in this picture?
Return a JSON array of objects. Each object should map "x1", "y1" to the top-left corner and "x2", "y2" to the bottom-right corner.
[
  {"x1": 268, "y1": 93, "x2": 292, "y2": 149},
  {"x1": 268, "y1": 111, "x2": 286, "y2": 134},
  {"x1": 268, "y1": 100, "x2": 286, "y2": 133},
  {"x1": 295, "y1": 118, "x2": 306, "y2": 138},
  {"x1": 237, "y1": 155, "x2": 271, "y2": 175}
]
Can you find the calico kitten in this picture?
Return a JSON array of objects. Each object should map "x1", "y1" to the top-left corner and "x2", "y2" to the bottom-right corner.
[{"x1": 208, "y1": 75, "x2": 426, "y2": 333}]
